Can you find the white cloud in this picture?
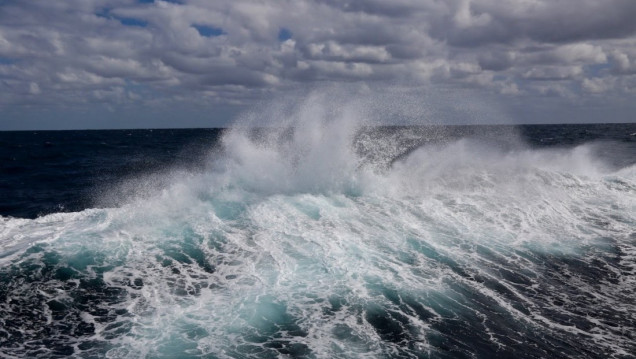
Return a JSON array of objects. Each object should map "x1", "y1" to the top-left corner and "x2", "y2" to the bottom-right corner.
[
  {"x1": 499, "y1": 82, "x2": 519, "y2": 95},
  {"x1": 610, "y1": 51, "x2": 631, "y2": 72},
  {"x1": 29, "y1": 82, "x2": 40, "y2": 95},
  {"x1": 453, "y1": 0, "x2": 492, "y2": 29},
  {"x1": 0, "y1": 0, "x2": 635, "y2": 127},
  {"x1": 582, "y1": 77, "x2": 616, "y2": 93},
  {"x1": 523, "y1": 66, "x2": 583, "y2": 80},
  {"x1": 552, "y1": 44, "x2": 607, "y2": 64}
]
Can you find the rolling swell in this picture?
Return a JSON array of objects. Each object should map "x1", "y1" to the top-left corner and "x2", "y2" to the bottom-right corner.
[{"x1": 0, "y1": 110, "x2": 635, "y2": 358}]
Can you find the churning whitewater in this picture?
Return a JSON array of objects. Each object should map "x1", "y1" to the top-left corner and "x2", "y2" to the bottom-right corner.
[{"x1": 1, "y1": 101, "x2": 635, "y2": 358}]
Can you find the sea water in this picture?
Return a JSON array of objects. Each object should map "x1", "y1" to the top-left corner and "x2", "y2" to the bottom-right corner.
[{"x1": 1, "y1": 101, "x2": 635, "y2": 358}]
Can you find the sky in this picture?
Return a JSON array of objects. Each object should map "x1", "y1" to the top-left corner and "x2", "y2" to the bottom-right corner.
[{"x1": 1, "y1": 0, "x2": 636, "y2": 129}]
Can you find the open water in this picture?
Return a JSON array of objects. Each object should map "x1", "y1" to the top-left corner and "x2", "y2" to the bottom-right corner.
[{"x1": 1, "y1": 109, "x2": 635, "y2": 358}]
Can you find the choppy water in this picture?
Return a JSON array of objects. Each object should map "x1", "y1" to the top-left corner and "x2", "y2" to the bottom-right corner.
[{"x1": 1, "y1": 108, "x2": 635, "y2": 358}]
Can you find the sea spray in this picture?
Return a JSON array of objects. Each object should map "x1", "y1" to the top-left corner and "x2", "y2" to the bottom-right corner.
[{"x1": 1, "y1": 98, "x2": 635, "y2": 358}]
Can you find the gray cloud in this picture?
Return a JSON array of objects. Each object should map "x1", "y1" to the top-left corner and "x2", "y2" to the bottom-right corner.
[
  {"x1": 0, "y1": 0, "x2": 635, "y2": 128},
  {"x1": 432, "y1": 0, "x2": 636, "y2": 46}
]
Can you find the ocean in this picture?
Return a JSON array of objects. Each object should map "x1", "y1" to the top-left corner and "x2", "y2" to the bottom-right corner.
[{"x1": 1, "y1": 121, "x2": 635, "y2": 358}]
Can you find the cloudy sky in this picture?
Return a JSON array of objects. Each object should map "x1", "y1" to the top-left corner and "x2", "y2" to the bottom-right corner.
[{"x1": 1, "y1": 0, "x2": 636, "y2": 129}]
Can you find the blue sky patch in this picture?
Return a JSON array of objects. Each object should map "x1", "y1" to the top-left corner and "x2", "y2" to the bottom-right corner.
[
  {"x1": 96, "y1": 8, "x2": 148, "y2": 27},
  {"x1": 586, "y1": 63, "x2": 611, "y2": 77},
  {"x1": 193, "y1": 25, "x2": 225, "y2": 37},
  {"x1": 0, "y1": 57, "x2": 16, "y2": 65},
  {"x1": 138, "y1": 0, "x2": 183, "y2": 3},
  {"x1": 120, "y1": 18, "x2": 148, "y2": 27},
  {"x1": 278, "y1": 28, "x2": 293, "y2": 41},
  {"x1": 95, "y1": 8, "x2": 110, "y2": 19}
]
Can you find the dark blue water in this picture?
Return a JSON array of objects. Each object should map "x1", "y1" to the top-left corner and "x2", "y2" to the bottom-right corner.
[
  {"x1": 1, "y1": 123, "x2": 635, "y2": 358},
  {"x1": 1, "y1": 129, "x2": 223, "y2": 219},
  {"x1": 2, "y1": 124, "x2": 633, "y2": 220}
]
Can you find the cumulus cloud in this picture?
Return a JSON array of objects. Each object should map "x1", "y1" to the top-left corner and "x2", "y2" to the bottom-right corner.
[{"x1": 0, "y1": 0, "x2": 635, "y2": 127}]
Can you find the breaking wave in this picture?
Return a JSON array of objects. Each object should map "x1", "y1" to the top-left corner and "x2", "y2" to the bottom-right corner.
[{"x1": 1, "y1": 96, "x2": 635, "y2": 358}]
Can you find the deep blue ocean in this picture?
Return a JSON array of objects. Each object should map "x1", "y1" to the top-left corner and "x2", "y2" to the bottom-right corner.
[{"x1": 1, "y1": 122, "x2": 635, "y2": 358}]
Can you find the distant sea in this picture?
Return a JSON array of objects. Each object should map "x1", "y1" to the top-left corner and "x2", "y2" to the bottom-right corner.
[{"x1": 1, "y1": 123, "x2": 635, "y2": 358}]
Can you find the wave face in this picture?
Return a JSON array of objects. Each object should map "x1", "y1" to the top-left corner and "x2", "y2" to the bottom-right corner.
[{"x1": 1, "y1": 101, "x2": 635, "y2": 358}]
